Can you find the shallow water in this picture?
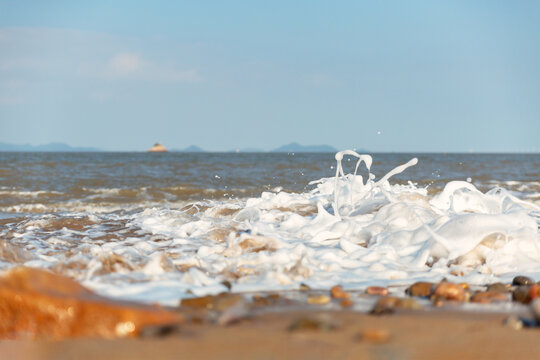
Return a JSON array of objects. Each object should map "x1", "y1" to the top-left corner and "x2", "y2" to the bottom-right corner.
[{"x1": 0, "y1": 152, "x2": 539, "y2": 305}]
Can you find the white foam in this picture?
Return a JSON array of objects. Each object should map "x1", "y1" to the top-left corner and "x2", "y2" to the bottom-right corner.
[{"x1": 2, "y1": 152, "x2": 539, "y2": 306}]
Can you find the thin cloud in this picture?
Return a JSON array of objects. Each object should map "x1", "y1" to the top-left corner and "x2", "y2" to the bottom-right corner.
[
  {"x1": 104, "y1": 52, "x2": 202, "y2": 83},
  {"x1": 106, "y1": 53, "x2": 143, "y2": 77}
]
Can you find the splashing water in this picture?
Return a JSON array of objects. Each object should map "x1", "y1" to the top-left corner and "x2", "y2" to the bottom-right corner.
[{"x1": 1, "y1": 151, "x2": 539, "y2": 305}]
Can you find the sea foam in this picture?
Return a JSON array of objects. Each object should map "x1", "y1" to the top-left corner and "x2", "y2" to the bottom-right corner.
[{"x1": 3, "y1": 152, "x2": 540, "y2": 306}]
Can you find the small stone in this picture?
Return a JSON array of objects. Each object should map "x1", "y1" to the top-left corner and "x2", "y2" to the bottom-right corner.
[
  {"x1": 395, "y1": 298, "x2": 423, "y2": 310},
  {"x1": 356, "y1": 329, "x2": 390, "y2": 343},
  {"x1": 503, "y1": 315, "x2": 523, "y2": 330},
  {"x1": 330, "y1": 285, "x2": 350, "y2": 299},
  {"x1": 450, "y1": 270, "x2": 465, "y2": 277},
  {"x1": 406, "y1": 282, "x2": 433, "y2": 297},
  {"x1": 471, "y1": 291, "x2": 508, "y2": 304},
  {"x1": 299, "y1": 283, "x2": 311, "y2": 291},
  {"x1": 370, "y1": 297, "x2": 422, "y2": 315},
  {"x1": 181, "y1": 295, "x2": 215, "y2": 309},
  {"x1": 365, "y1": 286, "x2": 388, "y2": 296},
  {"x1": 307, "y1": 295, "x2": 331, "y2": 305},
  {"x1": 370, "y1": 297, "x2": 399, "y2": 315},
  {"x1": 252, "y1": 293, "x2": 280, "y2": 307},
  {"x1": 513, "y1": 276, "x2": 534, "y2": 286},
  {"x1": 221, "y1": 280, "x2": 232, "y2": 291},
  {"x1": 0, "y1": 267, "x2": 182, "y2": 340},
  {"x1": 138, "y1": 324, "x2": 181, "y2": 338},
  {"x1": 287, "y1": 316, "x2": 339, "y2": 332},
  {"x1": 529, "y1": 284, "x2": 540, "y2": 302},
  {"x1": 340, "y1": 299, "x2": 354, "y2": 307},
  {"x1": 432, "y1": 282, "x2": 466, "y2": 302},
  {"x1": 486, "y1": 283, "x2": 509, "y2": 293},
  {"x1": 512, "y1": 286, "x2": 531, "y2": 304},
  {"x1": 180, "y1": 293, "x2": 243, "y2": 312},
  {"x1": 459, "y1": 282, "x2": 469, "y2": 289}
]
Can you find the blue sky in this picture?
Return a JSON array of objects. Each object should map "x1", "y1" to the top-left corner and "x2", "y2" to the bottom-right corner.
[{"x1": 1, "y1": 1, "x2": 539, "y2": 152}]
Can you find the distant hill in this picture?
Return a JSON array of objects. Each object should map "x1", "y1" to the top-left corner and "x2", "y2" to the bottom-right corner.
[
  {"x1": 270, "y1": 142, "x2": 337, "y2": 153},
  {"x1": 171, "y1": 145, "x2": 206, "y2": 152},
  {"x1": 0, "y1": 142, "x2": 100, "y2": 152}
]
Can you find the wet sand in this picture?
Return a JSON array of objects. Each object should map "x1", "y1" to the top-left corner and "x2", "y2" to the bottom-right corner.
[{"x1": 1, "y1": 310, "x2": 538, "y2": 360}]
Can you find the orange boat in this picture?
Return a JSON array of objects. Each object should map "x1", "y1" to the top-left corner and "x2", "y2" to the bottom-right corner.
[{"x1": 147, "y1": 142, "x2": 168, "y2": 152}]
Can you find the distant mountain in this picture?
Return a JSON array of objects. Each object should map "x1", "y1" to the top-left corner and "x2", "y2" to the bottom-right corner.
[
  {"x1": 0, "y1": 142, "x2": 100, "y2": 152},
  {"x1": 171, "y1": 145, "x2": 206, "y2": 152},
  {"x1": 270, "y1": 142, "x2": 337, "y2": 153}
]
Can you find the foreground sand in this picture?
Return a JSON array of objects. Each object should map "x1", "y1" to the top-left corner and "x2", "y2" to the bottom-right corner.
[{"x1": 1, "y1": 309, "x2": 538, "y2": 360}]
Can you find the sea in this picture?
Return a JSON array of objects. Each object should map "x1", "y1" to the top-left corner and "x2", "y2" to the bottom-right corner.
[{"x1": 0, "y1": 151, "x2": 539, "y2": 306}]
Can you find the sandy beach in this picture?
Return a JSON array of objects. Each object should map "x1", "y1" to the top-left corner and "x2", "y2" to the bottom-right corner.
[{"x1": 1, "y1": 309, "x2": 538, "y2": 360}]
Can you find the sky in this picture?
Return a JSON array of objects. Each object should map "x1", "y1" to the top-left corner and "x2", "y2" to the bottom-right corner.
[{"x1": 0, "y1": 1, "x2": 539, "y2": 152}]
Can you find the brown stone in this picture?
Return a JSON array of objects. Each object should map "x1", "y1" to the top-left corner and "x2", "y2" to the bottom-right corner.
[
  {"x1": 0, "y1": 267, "x2": 182, "y2": 340},
  {"x1": 459, "y1": 282, "x2": 469, "y2": 289},
  {"x1": 356, "y1": 329, "x2": 390, "y2": 343},
  {"x1": 370, "y1": 297, "x2": 423, "y2": 315},
  {"x1": 330, "y1": 285, "x2": 350, "y2": 299},
  {"x1": 471, "y1": 291, "x2": 508, "y2": 304},
  {"x1": 307, "y1": 295, "x2": 331, "y2": 305},
  {"x1": 180, "y1": 293, "x2": 244, "y2": 312},
  {"x1": 406, "y1": 282, "x2": 433, "y2": 297},
  {"x1": 287, "y1": 316, "x2": 339, "y2": 332},
  {"x1": 432, "y1": 282, "x2": 466, "y2": 302},
  {"x1": 528, "y1": 284, "x2": 540, "y2": 302},
  {"x1": 340, "y1": 299, "x2": 354, "y2": 307},
  {"x1": 512, "y1": 286, "x2": 531, "y2": 304},
  {"x1": 486, "y1": 282, "x2": 509, "y2": 293},
  {"x1": 395, "y1": 298, "x2": 423, "y2": 310},
  {"x1": 252, "y1": 293, "x2": 281, "y2": 307},
  {"x1": 365, "y1": 286, "x2": 388, "y2": 296},
  {"x1": 299, "y1": 283, "x2": 311, "y2": 291},
  {"x1": 513, "y1": 276, "x2": 534, "y2": 286},
  {"x1": 370, "y1": 296, "x2": 399, "y2": 315}
]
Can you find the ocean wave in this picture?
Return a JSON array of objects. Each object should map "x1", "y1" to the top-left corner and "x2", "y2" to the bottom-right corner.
[{"x1": 1, "y1": 152, "x2": 539, "y2": 306}]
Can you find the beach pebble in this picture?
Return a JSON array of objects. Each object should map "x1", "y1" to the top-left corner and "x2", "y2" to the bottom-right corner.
[
  {"x1": 406, "y1": 282, "x2": 433, "y2": 297},
  {"x1": 307, "y1": 294, "x2": 331, "y2": 305},
  {"x1": 471, "y1": 291, "x2": 508, "y2": 304},
  {"x1": 299, "y1": 283, "x2": 311, "y2": 291},
  {"x1": 287, "y1": 316, "x2": 339, "y2": 332},
  {"x1": 365, "y1": 286, "x2": 389, "y2": 296},
  {"x1": 486, "y1": 282, "x2": 509, "y2": 293},
  {"x1": 512, "y1": 286, "x2": 531, "y2": 304},
  {"x1": 356, "y1": 329, "x2": 390, "y2": 343},
  {"x1": 0, "y1": 267, "x2": 182, "y2": 340},
  {"x1": 252, "y1": 293, "x2": 281, "y2": 307},
  {"x1": 370, "y1": 297, "x2": 423, "y2": 315},
  {"x1": 330, "y1": 285, "x2": 350, "y2": 299},
  {"x1": 432, "y1": 282, "x2": 466, "y2": 302},
  {"x1": 181, "y1": 293, "x2": 244, "y2": 312},
  {"x1": 513, "y1": 276, "x2": 534, "y2": 286},
  {"x1": 450, "y1": 270, "x2": 465, "y2": 277},
  {"x1": 503, "y1": 315, "x2": 523, "y2": 330},
  {"x1": 340, "y1": 299, "x2": 354, "y2": 307},
  {"x1": 528, "y1": 284, "x2": 540, "y2": 302}
]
